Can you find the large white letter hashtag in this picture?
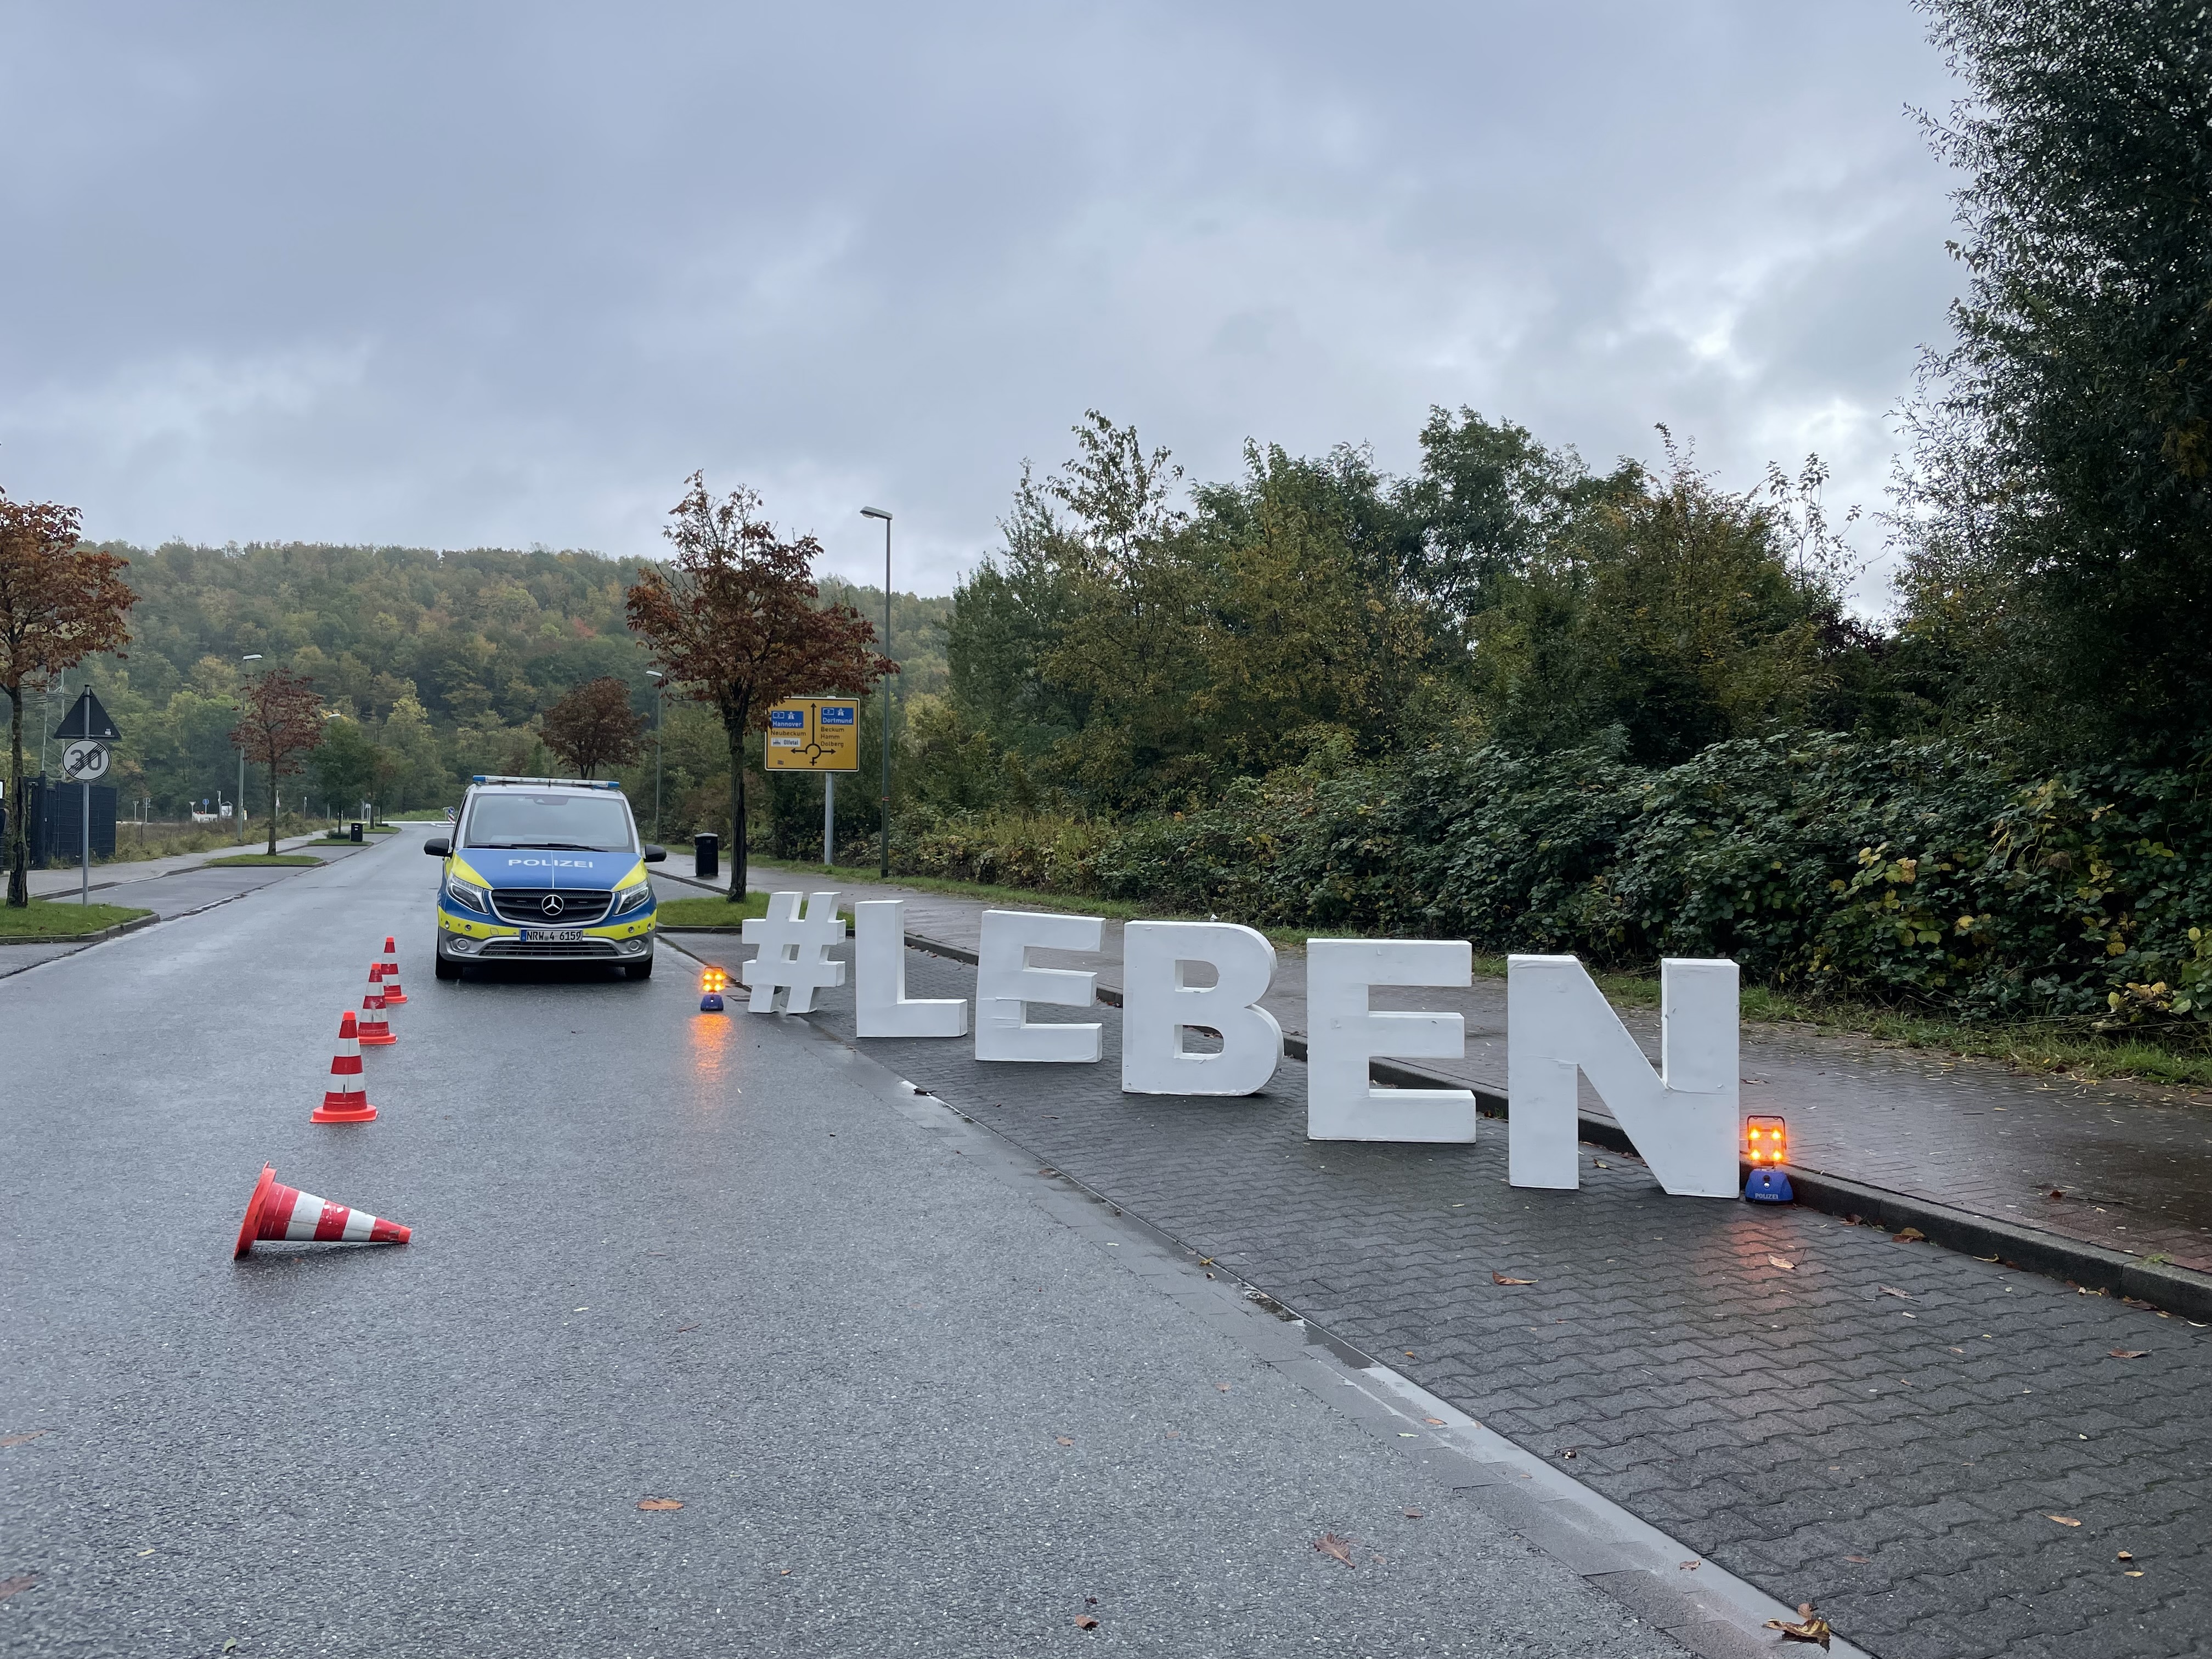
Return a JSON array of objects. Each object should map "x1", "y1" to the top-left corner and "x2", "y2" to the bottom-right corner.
[{"x1": 738, "y1": 890, "x2": 847, "y2": 1013}]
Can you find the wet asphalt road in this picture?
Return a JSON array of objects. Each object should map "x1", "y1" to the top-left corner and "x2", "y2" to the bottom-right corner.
[{"x1": 1, "y1": 828, "x2": 1683, "y2": 1658}]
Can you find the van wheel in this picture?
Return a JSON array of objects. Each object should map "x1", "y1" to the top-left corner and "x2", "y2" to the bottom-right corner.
[
  {"x1": 624, "y1": 957, "x2": 653, "y2": 981},
  {"x1": 435, "y1": 951, "x2": 462, "y2": 980}
]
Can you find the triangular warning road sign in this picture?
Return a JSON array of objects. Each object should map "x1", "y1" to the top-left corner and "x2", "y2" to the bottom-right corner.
[{"x1": 51, "y1": 689, "x2": 121, "y2": 742}]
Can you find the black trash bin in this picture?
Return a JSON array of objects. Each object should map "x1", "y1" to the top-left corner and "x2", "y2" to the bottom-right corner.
[
  {"x1": 351, "y1": 821, "x2": 364, "y2": 843},
  {"x1": 694, "y1": 832, "x2": 719, "y2": 882}
]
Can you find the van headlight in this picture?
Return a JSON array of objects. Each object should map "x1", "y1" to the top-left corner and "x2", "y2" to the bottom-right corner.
[
  {"x1": 613, "y1": 883, "x2": 653, "y2": 916},
  {"x1": 445, "y1": 876, "x2": 492, "y2": 913}
]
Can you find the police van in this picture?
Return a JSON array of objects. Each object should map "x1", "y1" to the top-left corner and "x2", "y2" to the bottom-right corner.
[{"x1": 424, "y1": 777, "x2": 667, "y2": 980}]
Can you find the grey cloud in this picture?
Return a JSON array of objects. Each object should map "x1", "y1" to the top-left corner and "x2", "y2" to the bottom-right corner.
[{"x1": 0, "y1": 2, "x2": 1962, "y2": 602}]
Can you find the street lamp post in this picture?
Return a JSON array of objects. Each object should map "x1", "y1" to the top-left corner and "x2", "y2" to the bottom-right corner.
[
  {"x1": 238, "y1": 655, "x2": 262, "y2": 844},
  {"x1": 646, "y1": 670, "x2": 665, "y2": 841},
  {"x1": 860, "y1": 508, "x2": 893, "y2": 877}
]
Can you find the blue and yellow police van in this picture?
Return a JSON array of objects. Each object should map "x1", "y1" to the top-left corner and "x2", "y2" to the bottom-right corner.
[{"x1": 424, "y1": 776, "x2": 668, "y2": 980}]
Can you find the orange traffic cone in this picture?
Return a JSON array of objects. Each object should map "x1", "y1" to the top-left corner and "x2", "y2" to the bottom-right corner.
[
  {"x1": 312, "y1": 1010, "x2": 377, "y2": 1123},
  {"x1": 379, "y1": 937, "x2": 407, "y2": 1005},
  {"x1": 357, "y1": 968, "x2": 394, "y2": 1046},
  {"x1": 233, "y1": 1164, "x2": 410, "y2": 1257}
]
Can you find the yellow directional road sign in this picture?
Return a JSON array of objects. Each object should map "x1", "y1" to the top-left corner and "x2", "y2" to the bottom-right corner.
[{"x1": 763, "y1": 698, "x2": 861, "y2": 771}]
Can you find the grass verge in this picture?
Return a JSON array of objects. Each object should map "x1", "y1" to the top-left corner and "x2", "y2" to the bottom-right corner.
[
  {"x1": 206, "y1": 854, "x2": 324, "y2": 867},
  {"x1": 746, "y1": 860, "x2": 2212, "y2": 1091},
  {"x1": 656, "y1": 891, "x2": 772, "y2": 928},
  {"x1": 0, "y1": 900, "x2": 152, "y2": 936},
  {"x1": 747, "y1": 859, "x2": 1311, "y2": 946}
]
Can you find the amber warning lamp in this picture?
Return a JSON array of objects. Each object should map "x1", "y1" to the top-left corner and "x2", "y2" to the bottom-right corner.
[
  {"x1": 699, "y1": 966, "x2": 731, "y2": 1013},
  {"x1": 1742, "y1": 1115, "x2": 1793, "y2": 1203}
]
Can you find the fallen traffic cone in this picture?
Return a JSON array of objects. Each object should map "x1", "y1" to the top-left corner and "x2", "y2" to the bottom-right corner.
[
  {"x1": 357, "y1": 969, "x2": 395, "y2": 1046},
  {"x1": 233, "y1": 1163, "x2": 410, "y2": 1257},
  {"x1": 379, "y1": 936, "x2": 407, "y2": 1005},
  {"x1": 312, "y1": 1010, "x2": 378, "y2": 1123}
]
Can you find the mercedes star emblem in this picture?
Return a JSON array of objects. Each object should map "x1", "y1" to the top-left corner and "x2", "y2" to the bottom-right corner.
[{"x1": 541, "y1": 895, "x2": 566, "y2": 916}]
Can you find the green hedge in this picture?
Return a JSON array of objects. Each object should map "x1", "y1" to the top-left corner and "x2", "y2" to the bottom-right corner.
[{"x1": 893, "y1": 735, "x2": 2211, "y2": 1030}]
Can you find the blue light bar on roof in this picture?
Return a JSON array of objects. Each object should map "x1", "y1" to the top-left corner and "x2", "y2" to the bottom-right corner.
[{"x1": 470, "y1": 775, "x2": 623, "y2": 789}]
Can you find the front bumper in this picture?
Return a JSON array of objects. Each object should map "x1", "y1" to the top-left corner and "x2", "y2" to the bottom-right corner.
[{"x1": 437, "y1": 893, "x2": 655, "y2": 960}]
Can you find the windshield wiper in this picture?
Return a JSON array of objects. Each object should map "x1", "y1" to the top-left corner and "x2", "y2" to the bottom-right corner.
[{"x1": 470, "y1": 840, "x2": 610, "y2": 851}]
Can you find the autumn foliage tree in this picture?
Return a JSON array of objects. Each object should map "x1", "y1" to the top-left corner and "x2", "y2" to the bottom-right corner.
[
  {"x1": 539, "y1": 676, "x2": 646, "y2": 780},
  {"x1": 230, "y1": 668, "x2": 328, "y2": 856},
  {"x1": 626, "y1": 475, "x2": 893, "y2": 900},
  {"x1": 0, "y1": 493, "x2": 136, "y2": 905}
]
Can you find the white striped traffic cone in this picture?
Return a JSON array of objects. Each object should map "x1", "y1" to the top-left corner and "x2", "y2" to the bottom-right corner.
[
  {"x1": 357, "y1": 968, "x2": 394, "y2": 1046},
  {"x1": 312, "y1": 1010, "x2": 377, "y2": 1124},
  {"x1": 379, "y1": 936, "x2": 407, "y2": 1005},
  {"x1": 233, "y1": 1164, "x2": 410, "y2": 1257}
]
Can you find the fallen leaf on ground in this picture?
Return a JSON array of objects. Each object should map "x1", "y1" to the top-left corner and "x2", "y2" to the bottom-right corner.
[
  {"x1": 1492, "y1": 1272, "x2": 1536, "y2": 1285},
  {"x1": 2109, "y1": 1349, "x2": 2149, "y2": 1359},
  {"x1": 674, "y1": 1324, "x2": 700, "y2": 1334},
  {"x1": 1404, "y1": 1509, "x2": 1424, "y2": 1519},
  {"x1": 1403, "y1": 1350, "x2": 1417, "y2": 1358},
  {"x1": 1423, "y1": 1417, "x2": 1445, "y2": 1425},
  {"x1": 1055, "y1": 1436, "x2": 1074, "y2": 1447},
  {"x1": 0, "y1": 1432, "x2": 49, "y2": 1448},
  {"x1": 1215, "y1": 1383, "x2": 1231, "y2": 1392},
  {"x1": 1769, "y1": 1255, "x2": 1796, "y2": 1271},
  {"x1": 0, "y1": 1577, "x2": 35, "y2": 1601},
  {"x1": 2125, "y1": 1569, "x2": 2145, "y2": 1577},
  {"x1": 1876, "y1": 1286, "x2": 1911, "y2": 1299},
  {"x1": 2047, "y1": 1514, "x2": 2081, "y2": 1527},
  {"x1": 636, "y1": 1498, "x2": 684, "y2": 1510},
  {"x1": 1844, "y1": 1555, "x2": 1870, "y2": 1564},
  {"x1": 1764, "y1": 1603, "x2": 1832, "y2": 1647},
  {"x1": 1895, "y1": 1227, "x2": 1928, "y2": 1243},
  {"x1": 1074, "y1": 1615, "x2": 1099, "y2": 1629},
  {"x1": 2118, "y1": 1551, "x2": 2134, "y2": 1560},
  {"x1": 1678, "y1": 1560, "x2": 1699, "y2": 1571},
  {"x1": 1314, "y1": 1534, "x2": 1354, "y2": 1566}
]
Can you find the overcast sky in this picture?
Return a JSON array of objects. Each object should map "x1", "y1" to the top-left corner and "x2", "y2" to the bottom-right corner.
[{"x1": 0, "y1": 2, "x2": 1964, "y2": 603}]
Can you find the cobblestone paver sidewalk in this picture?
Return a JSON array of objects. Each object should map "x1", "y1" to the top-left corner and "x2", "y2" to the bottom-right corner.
[
  {"x1": 702, "y1": 868, "x2": 2212, "y2": 1274},
  {"x1": 781, "y1": 944, "x2": 2211, "y2": 1659}
]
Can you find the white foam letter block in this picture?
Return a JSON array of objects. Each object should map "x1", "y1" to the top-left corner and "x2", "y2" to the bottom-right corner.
[
  {"x1": 975, "y1": 909, "x2": 1102, "y2": 1062},
  {"x1": 738, "y1": 891, "x2": 846, "y2": 1013},
  {"x1": 1306, "y1": 939, "x2": 1476, "y2": 1142},
  {"x1": 854, "y1": 900, "x2": 967, "y2": 1037},
  {"x1": 1507, "y1": 956, "x2": 1737, "y2": 1197},
  {"x1": 1121, "y1": 921, "x2": 1282, "y2": 1094}
]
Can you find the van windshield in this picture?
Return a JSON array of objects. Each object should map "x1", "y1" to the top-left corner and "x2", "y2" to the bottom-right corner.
[{"x1": 463, "y1": 793, "x2": 636, "y2": 853}]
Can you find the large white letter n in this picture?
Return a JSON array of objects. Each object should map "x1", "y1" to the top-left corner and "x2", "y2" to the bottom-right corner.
[{"x1": 1506, "y1": 956, "x2": 1738, "y2": 1197}]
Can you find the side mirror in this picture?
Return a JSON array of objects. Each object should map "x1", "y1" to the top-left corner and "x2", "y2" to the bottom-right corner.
[
  {"x1": 641, "y1": 844, "x2": 667, "y2": 864},
  {"x1": 424, "y1": 837, "x2": 450, "y2": 856}
]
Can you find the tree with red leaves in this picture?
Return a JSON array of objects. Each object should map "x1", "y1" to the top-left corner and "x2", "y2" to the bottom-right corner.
[
  {"x1": 539, "y1": 676, "x2": 646, "y2": 780},
  {"x1": 625, "y1": 475, "x2": 893, "y2": 900},
  {"x1": 0, "y1": 493, "x2": 136, "y2": 905},
  {"x1": 230, "y1": 668, "x2": 327, "y2": 856}
]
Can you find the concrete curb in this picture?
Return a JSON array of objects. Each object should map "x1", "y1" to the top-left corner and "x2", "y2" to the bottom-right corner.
[
  {"x1": 887, "y1": 927, "x2": 2212, "y2": 1325},
  {"x1": 666, "y1": 894, "x2": 2212, "y2": 1322},
  {"x1": 0, "y1": 911, "x2": 161, "y2": 947}
]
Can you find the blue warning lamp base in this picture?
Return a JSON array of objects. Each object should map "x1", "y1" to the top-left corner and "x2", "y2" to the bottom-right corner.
[
  {"x1": 1743, "y1": 1167, "x2": 1794, "y2": 1203},
  {"x1": 699, "y1": 991, "x2": 725, "y2": 1013}
]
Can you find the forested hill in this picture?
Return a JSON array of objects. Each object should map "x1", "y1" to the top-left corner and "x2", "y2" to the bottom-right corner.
[
  {"x1": 104, "y1": 541, "x2": 653, "y2": 724},
  {"x1": 69, "y1": 540, "x2": 951, "y2": 818}
]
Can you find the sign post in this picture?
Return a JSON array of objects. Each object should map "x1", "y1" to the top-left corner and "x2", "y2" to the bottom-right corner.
[
  {"x1": 763, "y1": 698, "x2": 861, "y2": 866},
  {"x1": 52, "y1": 690, "x2": 121, "y2": 906}
]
